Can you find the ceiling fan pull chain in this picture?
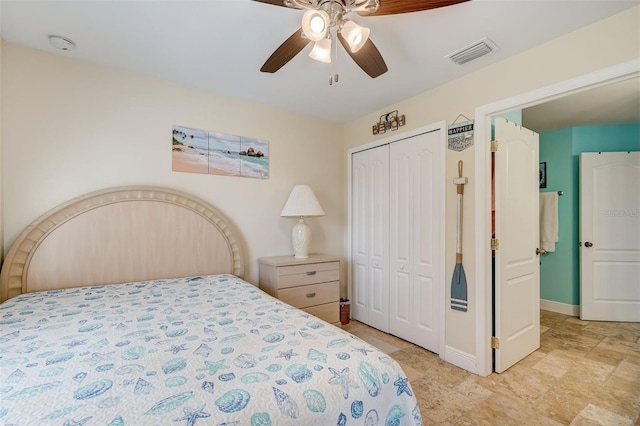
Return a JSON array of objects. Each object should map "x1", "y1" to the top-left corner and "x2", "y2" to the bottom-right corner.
[{"x1": 330, "y1": 26, "x2": 339, "y2": 85}]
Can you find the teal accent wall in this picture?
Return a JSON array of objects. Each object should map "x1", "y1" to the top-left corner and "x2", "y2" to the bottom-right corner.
[
  {"x1": 539, "y1": 123, "x2": 640, "y2": 306},
  {"x1": 499, "y1": 110, "x2": 522, "y2": 126},
  {"x1": 572, "y1": 124, "x2": 640, "y2": 153},
  {"x1": 539, "y1": 128, "x2": 575, "y2": 304}
]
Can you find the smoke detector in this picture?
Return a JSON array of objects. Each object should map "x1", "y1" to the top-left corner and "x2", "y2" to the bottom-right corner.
[
  {"x1": 48, "y1": 35, "x2": 76, "y2": 51},
  {"x1": 445, "y1": 38, "x2": 498, "y2": 65}
]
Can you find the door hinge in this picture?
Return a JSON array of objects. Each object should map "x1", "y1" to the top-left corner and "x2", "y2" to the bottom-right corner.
[
  {"x1": 491, "y1": 238, "x2": 499, "y2": 250},
  {"x1": 491, "y1": 336, "x2": 500, "y2": 349},
  {"x1": 490, "y1": 140, "x2": 499, "y2": 152}
]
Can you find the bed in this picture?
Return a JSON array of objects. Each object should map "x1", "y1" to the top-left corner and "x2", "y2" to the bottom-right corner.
[{"x1": 0, "y1": 186, "x2": 421, "y2": 425}]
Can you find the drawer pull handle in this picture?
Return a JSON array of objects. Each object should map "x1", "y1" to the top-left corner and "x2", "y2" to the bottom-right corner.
[
  {"x1": 306, "y1": 271, "x2": 317, "y2": 276},
  {"x1": 306, "y1": 293, "x2": 316, "y2": 298}
]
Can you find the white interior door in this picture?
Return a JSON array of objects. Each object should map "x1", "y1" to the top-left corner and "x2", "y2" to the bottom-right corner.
[
  {"x1": 580, "y1": 151, "x2": 640, "y2": 322},
  {"x1": 494, "y1": 117, "x2": 540, "y2": 373},
  {"x1": 351, "y1": 145, "x2": 390, "y2": 331},
  {"x1": 389, "y1": 130, "x2": 443, "y2": 352}
]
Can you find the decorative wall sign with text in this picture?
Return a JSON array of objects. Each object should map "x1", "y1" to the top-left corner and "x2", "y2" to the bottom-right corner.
[
  {"x1": 448, "y1": 119, "x2": 474, "y2": 152},
  {"x1": 172, "y1": 125, "x2": 269, "y2": 179},
  {"x1": 372, "y1": 110, "x2": 406, "y2": 135}
]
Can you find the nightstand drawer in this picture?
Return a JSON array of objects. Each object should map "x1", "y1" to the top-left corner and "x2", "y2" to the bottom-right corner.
[
  {"x1": 303, "y1": 301, "x2": 340, "y2": 323},
  {"x1": 278, "y1": 281, "x2": 339, "y2": 309},
  {"x1": 277, "y1": 261, "x2": 339, "y2": 288}
]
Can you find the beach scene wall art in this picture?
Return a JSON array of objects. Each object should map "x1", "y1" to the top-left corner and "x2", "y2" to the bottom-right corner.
[{"x1": 172, "y1": 125, "x2": 269, "y2": 179}]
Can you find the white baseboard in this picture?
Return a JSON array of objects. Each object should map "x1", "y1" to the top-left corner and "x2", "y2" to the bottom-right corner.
[
  {"x1": 540, "y1": 299, "x2": 579, "y2": 316},
  {"x1": 443, "y1": 345, "x2": 477, "y2": 375}
]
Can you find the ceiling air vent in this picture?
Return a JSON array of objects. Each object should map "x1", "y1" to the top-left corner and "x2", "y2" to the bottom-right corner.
[{"x1": 446, "y1": 38, "x2": 498, "y2": 65}]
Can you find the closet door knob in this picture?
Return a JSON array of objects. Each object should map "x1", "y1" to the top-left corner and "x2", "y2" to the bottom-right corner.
[
  {"x1": 536, "y1": 248, "x2": 547, "y2": 255},
  {"x1": 584, "y1": 242, "x2": 593, "y2": 247}
]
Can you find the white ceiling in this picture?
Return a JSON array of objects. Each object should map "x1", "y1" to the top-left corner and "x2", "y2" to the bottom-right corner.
[
  {"x1": 1, "y1": 0, "x2": 639, "y2": 129},
  {"x1": 522, "y1": 77, "x2": 640, "y2": 132}
]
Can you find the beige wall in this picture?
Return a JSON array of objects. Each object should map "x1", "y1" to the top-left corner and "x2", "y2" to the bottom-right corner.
[
  {"x1": 1, "y1": 43, "x2": 346, "y2": 286},
  {"x1": 343, "y1": 6, "x2": 640, "y2": 357}
]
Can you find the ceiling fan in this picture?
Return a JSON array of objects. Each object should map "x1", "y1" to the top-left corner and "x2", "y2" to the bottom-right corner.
[{"x1": 253, "y1": 0, "x2": 469, "y2": 78}]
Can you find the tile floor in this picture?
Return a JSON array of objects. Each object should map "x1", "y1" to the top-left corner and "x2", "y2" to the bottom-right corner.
[{"x1": 342, "y1": 310, "x2": 640, "y2": 425}]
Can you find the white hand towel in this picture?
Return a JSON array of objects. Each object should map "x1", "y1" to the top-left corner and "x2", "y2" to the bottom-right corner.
[{"x1": 539, "y1": 192, "x2": 559, "y2": 252}]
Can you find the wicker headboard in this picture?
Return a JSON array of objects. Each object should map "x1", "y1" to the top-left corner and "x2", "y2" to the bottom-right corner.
[{"x1": 0, "y1": 186, "x2": 245, "y2": 302}]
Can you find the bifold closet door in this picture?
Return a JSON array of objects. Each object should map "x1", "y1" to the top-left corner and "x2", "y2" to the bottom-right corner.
[
  {"x1": 389, "y1": 130, "x2": 442, "y2": 352},
  {"x1": 351, "y1": 145, "x2": 390, "y2": 332}
]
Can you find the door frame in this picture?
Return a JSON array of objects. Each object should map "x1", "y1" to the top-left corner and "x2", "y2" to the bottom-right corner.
[
  {"x1": 473, "y1": 59, "x2": 640, "y2": 376},
  {"x1": 347, "y1": 120, "x2": 447, "y2": 357}
]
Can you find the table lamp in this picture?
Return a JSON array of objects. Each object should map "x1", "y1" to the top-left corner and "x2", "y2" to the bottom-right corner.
[{"x1": 280, "y1": 185, "x2": 325, "y2": 258}]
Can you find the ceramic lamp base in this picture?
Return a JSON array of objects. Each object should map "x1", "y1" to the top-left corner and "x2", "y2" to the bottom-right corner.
[{"x1": 292, "y1": 218, "x2": 311, "y2": 258}]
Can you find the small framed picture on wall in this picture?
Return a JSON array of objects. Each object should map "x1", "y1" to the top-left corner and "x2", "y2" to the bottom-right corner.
[{"x1": 539, "y1": 162, "x2": 547, "y2": 188}]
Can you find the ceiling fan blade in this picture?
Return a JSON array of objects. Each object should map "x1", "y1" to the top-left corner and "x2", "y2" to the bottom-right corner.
[
  {"x1": 358, "y1": 0, "x2": 470, "y2": 16},
  {"x1": 260, "y1": 28, "x2": 311, "y2": 73},
  {"x1": 338, "y1": 34, "x2": 388, "y2": 78},
  {"x1": 251, "y1": 0, "x2": 288, "y2": 8}
]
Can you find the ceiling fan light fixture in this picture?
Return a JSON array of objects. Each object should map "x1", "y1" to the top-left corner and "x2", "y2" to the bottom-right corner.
[
  {"x1": 309, "y1": 37, "x2": 332, "y2": 63},
  {"x1": 301, "y1": 9, "x2": 330, "y2": 42},
  {"x1": 341, "y1": 20, "x2": 369, "y2": 53}
]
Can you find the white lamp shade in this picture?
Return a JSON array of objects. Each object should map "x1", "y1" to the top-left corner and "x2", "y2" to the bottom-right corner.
[
  {"x1": 341, "y1": 20, "x2": 370, "y2": 53},
  {"x1": 281, "y1": 185, "x2": 325, "y2": 217},
  {"x1": 301, "y1": 9, "x2": 330, "y2": 42},
  {"x1": 309, "y1": 38, "x2": 332, "y2": 63}
]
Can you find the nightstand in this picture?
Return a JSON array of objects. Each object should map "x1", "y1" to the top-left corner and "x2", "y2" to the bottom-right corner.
[{"x1": 258, "y1": 254, "x2": 341, "y2": 326}]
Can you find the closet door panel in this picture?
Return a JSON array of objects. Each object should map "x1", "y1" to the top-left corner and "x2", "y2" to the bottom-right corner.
[
  {"x1": 351, "y1": 145, "x2": 389, "y2": 332},
  {"x1": 417, "y1": 149, "x2": 435, "y2": 269},
  {"x1": 371, "y1": 264, "x2": 387, "y2": 320},
  {"x1": 394, "y1": 270, "x2": 411, "y2": 323},
  {"x1": 393, "y1": 154, "x2": 412, "y2": 265},
  {"x1": 368, "y1": 146, "x2": 390, "y2": 331},
  {"x1": 351, "y1": 151, "x2": 370, "y2": 322},
  {"x1": 390, "y1": 151, "x2": 411, "y2": 331},
  {"x1": 389, "y1": 131, "x2": 442, "y2": 352},
  {"x1": 352, "y1": 160, "x2": 368, "y2": 260},
  {"x1": 371, "y1": 153, "x2": 388, "y2": 263},
  {"x1": 353, "y1": 263, "x2": 368, "y2": 320},
  {"x1": 417, "y1": 276, "x2": 435, "y2": 332},
  {"x1": 415, "y1": 147, "x2": 437, "y2": 336}
]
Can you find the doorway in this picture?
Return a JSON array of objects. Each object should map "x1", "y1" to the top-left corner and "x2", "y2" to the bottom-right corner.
[
  {"x1": 492, "y1": 117, "x2": 541, "y2": 373},
  {"x1": 474, "y1": 59, "x2": 640, "y2": 376},
  {"x1": 492, "y1": 95, "x2": 639, "y2": 373}
]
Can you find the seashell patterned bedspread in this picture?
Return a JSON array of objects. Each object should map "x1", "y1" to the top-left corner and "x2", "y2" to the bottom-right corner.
[{"x1": 0, "y1": 274, "x2": 421, "y2": 425}]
